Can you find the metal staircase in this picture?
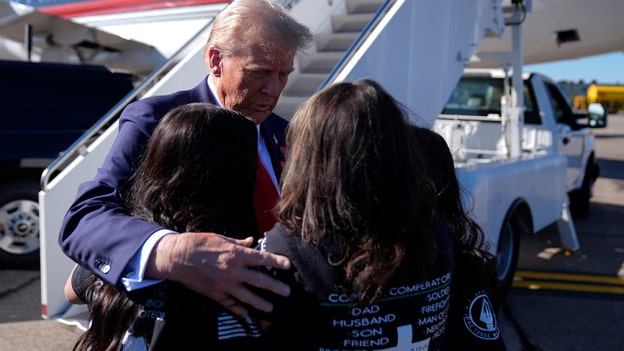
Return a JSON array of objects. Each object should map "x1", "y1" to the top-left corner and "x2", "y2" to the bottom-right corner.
[{"x1": 274, "y1": 0, "x2": 385, "y2": 120}]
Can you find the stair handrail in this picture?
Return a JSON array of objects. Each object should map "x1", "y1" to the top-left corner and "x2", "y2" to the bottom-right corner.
[{"x1": 40, "y1": 16, "x2": 219, "y2": 191}]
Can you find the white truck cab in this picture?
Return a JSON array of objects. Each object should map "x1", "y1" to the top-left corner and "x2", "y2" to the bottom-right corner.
[
  {"x1": 437, "y1": 68, "x2": 602, "y2": 218},
  {"x1": 434, "y1": 68, "x2": 604, "y2": 290}
]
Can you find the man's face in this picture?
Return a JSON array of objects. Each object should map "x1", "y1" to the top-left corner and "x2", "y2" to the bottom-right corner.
[{"x1": 210, "y1": 45, "x2": 295, "y2": 124}]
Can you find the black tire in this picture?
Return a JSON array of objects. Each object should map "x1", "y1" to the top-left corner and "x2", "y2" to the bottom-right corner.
[
  {"x1": 569, "y1": 159, "x2": 595, "y2": 219},
  {"x1": 496, "y1": 203, "x2": 532, "y2": 294},
  {"x1": 0, "y1": 181, "x2": 41, "y2": 265}
]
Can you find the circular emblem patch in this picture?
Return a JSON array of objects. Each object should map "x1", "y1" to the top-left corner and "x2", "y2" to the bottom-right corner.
[{"x1": 463, "y1": 292, "x2": 500, "y2": 340}]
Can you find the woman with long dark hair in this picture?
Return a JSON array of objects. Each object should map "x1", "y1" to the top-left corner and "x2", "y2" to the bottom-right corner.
[
  {"x1": 259, "y1": 79, "x2": 450, "y2": 349},
  {"x1": 258, "y1": 79, "x2": 505, "y2": 350},
  {"x1": 68, "y1": 103, "x2": 261, "y2": 350},
  {"x1": 411, "y1": 125, "x2": 506, "y2": 350}
]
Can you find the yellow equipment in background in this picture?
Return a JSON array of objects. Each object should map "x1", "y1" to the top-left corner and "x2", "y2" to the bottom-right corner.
[{"x1": 574, "y1": 84, "x2": 624, "y2": 113}]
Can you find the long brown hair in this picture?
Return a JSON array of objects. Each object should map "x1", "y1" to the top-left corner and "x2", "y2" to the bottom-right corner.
[
  {"x1": 124, "y1": 102, "x2": 257, "y2": 235},
  {"x1": 275, "y1": 79, "x2": 437, "y2": 306},
  {"x1": 73, "y1": 275, "x2": 139, "y2": 351},
  {"x1": 411, "y1": 126, "x2": 493, "y2": 257}
]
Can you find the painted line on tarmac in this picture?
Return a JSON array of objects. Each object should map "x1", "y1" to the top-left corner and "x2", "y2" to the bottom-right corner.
[{"x1": 512, "y1": 271, "x2": 624, "y2": 295}]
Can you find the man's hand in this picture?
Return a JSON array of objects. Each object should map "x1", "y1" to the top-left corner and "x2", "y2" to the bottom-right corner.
[{"x1": 145, "y1": 233, "x2": 291, "y2": 317}]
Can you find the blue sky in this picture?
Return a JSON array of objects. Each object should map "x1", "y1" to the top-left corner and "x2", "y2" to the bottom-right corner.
[{"x1": 524, "y1": 52, "x2": 624, "y2": 85}]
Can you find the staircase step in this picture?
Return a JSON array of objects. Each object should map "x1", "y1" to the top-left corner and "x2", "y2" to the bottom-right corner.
[
  {"x1": 345, "y1": 0, "x2": 385, "y2": 14},
  {"x1": 331, "y1": 13, "x2": 374, "y2": 33},
  {"x1": 298, "y1": 51, "x2": 344, "y2": 74},
  {"x1": 283, "y1": 73, "x2": 327, "y2": 96},
  {"x1": 315, "y1": 32, "x2": 359, "y2": 52}
]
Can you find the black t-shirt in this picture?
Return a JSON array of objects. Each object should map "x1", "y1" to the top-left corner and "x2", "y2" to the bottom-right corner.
[
  {"x1": 442, "y1": 250, "x2": 507, "y2": 350},
  {"x1": 258, "y1": 222, "x2": 455, "y2": 351},
  {"x1": 70, "y1": 229, "x2": 266, "y2": 350},
  {"x1": 258, "y1": 221, "x2": 506, "y2": 351}
]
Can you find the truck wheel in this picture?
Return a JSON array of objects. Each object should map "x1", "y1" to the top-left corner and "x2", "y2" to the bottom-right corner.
[
  {"x1": 496, "y1": 219, "x2": 519, "y2": 293},
  {"x1": 0, "y1": 181, "x2": 40, "y2": 264},
  {"x1": 569, "y1": 160, "x2": 594, "y2": 218},
  {"x1": 496, "y1": 204, "x2": 531, "y2": 293}
]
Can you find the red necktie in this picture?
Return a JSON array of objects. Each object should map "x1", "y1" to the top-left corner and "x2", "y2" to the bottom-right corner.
[{"x1": 253, "y1": 156, "x2": 279, "y2": 237}]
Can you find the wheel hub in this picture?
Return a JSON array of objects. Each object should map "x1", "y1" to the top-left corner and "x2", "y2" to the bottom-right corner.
[
  {"x1": 0, "y1": 200, "x2": 40, "y2": 255},
  {"x1": 12, "y1": 215, "x2": 35, "y2": 237}
]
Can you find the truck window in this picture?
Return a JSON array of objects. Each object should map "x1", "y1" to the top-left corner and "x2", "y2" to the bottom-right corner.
[
  {"x1": 443, "y1": 77, "x2": 504, "y2": 116},
  {"x1": 442, "y1": 76, "x2": 541, "y2": 125},
  {"x1": 543, "y1": 81, "x2": 575, "y2": 125}
]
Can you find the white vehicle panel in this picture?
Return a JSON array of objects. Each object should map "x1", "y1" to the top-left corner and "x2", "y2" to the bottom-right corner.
[{"x1": 458, "y1": 152, "x2": 568, "y2": 250}]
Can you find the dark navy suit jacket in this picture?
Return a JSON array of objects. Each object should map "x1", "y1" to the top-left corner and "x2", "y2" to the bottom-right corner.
[{"x1": 58, "y1": 77, "x2": 289, "y2": 290}]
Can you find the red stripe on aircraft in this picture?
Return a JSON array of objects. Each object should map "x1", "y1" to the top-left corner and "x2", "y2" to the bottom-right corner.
[{"x1": 39, "y1": 0, "x2": 229, "y2": 18}]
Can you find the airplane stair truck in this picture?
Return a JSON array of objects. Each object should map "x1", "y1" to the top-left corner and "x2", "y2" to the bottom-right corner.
[{"x1": 38, "y1": 0, "x2": 580, "y2": 324}]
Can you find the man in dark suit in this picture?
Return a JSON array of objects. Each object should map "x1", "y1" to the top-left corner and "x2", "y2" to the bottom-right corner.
[{"x1": 59, "y1": 0, "x2": 313, "y2": 317}]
